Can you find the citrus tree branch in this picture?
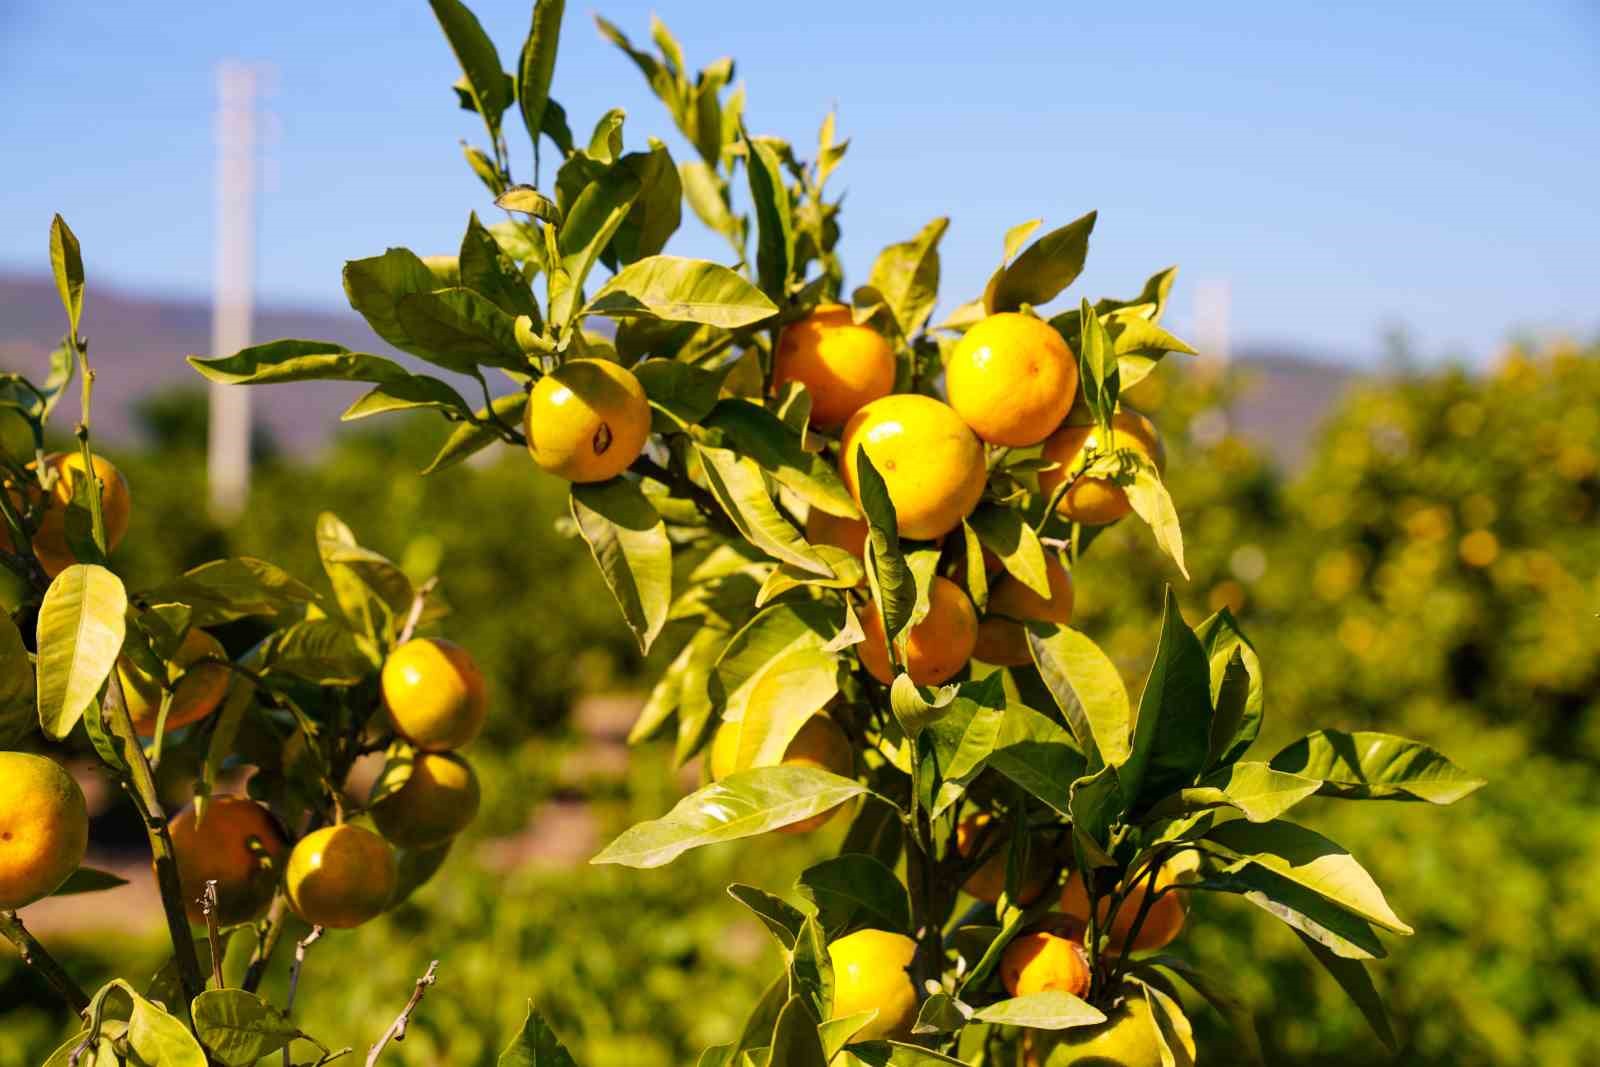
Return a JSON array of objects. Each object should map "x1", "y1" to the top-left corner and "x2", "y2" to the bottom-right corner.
[
  {"x1": 0, "y1": 909, "x2": 90, "y2": 1013},
  {"x1": 283, "y1": 926, "x2": 324, "y2": 1067},
  {"x1": 241, "y1": 895, "x2": 287, "y2": 994},
  {"x1": 365, "y1": 960, "x2": 439, "y2": 1067},
  {"x1": 101, "y1": 670, "x2": 206, "y2": 1007}
]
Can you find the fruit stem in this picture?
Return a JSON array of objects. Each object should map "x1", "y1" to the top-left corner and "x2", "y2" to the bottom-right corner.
[
  {"x1": 101, "y1": 669, "x2": 207, "y2": 1010},
  {"x1": 0, "y1": 908, "x2": 91, "y2": 1013},
  {"x1": 200, "y1": 881, "x2": 226, "y2": 990},
  {"x1": 241, "y1": 896, "x2": 287, "y2": 994},
  {"x1": 1105, "y1": 847, "x2": 1171, "y2": 992}
]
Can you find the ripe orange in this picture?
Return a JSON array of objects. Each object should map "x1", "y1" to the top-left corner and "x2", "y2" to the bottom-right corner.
[
  {"x1": 0, "y1": 753, "x2": 88, "y2": 910},
  {"x1": 30, "y1": 452, "x2": 132, "y2": 575},
  {"x1": 284, "y1": 824, "x2": 397, "y2": 929},
  {"x1": 709, "y1": 712, "x2": 854, "y2": 834},
  {"x1": 118, "y1": 628, "x2": 231, "y2": 737},
  {"x1": 1059, "y1": 861, "x2": 1187, "y2": 953},
  {"x1": 369, "y1": 751, "x2": 481, "y2": 849},
  {"x1": 382, "y1": 638, "x2": 487, "y2": 752},
  {"x1": 773, "y1": 304, "x2": 897, "y2": 428},
  {"x1": 168, "y1": 796, "x2": 287, "y2": 926},
  {"x1": 838, "y1": 395, "x2": 987, "y2": 541},
  {"x1": 955, "y1": 813, "x2": 1053, "y2": 904},
  {"x1": 972, "y1": 555, "x2": 1075, "y2": 666},
  {"x1": 525, "y1": 358, "x2": 651, "y2": 483},
  {"x1": 857, "y1": 576, "x2": 978, "y2": 686},
  {"x1": 1038, "y1": 411, "x2": 1165, "y2": 526},
  {"x1": 1000, "y1": 922, "x2": 1090, "y2": 998},
  {"x1": 805, "y1": 508, "x2": 869, "y2": 560},
  {"x1": 947, "y1": 313, "x2": 1078, "y2": 446},
  {"x1": 828, "y1": 928, "x2": 919, "y2": 1041}
]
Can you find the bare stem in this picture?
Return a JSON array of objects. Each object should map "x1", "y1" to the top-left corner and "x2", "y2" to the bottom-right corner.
[
  {"x1": 283, "y1": 927, "x2": 324, "y2": 1067},
  {"x1": 0, "y1": 909, "x2": 90, "y2": 1013},
  {"x1": 242, "y1": 895, "x2": 287, "y2": 994},
  {"x1": 201, "y1": 881, "x2": 226, "y2": 990},
  {"x1": 396, "y1": 577, "x2": 439, "y2": 647},
  {"x1": 365, "y1": 960, "x2": 439, "y2": 1067}
]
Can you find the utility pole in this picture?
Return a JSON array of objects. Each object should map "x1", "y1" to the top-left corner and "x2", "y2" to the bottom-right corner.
[
  {"x1": 1193, "y1": 278, "x2": 1232, "y2": 371},
  {"x1": 207, "y1": 62, "x2": 262, "y2": 520}
]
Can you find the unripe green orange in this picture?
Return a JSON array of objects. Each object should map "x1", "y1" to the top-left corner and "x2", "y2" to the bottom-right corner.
[
  {"x1": 284, "y1": 824, "x2": 397, "y2": 929},
  {"x1": 0, "y1": 753, "x2": 88, "y2": 911},
  {"x1": 525, "y1": 359, "x2": 651, "y2": 483},
  {"x1": 382, "y1": 638, "x2": 487, "y2": 752}
]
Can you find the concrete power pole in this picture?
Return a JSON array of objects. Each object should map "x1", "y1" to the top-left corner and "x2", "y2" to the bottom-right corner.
[
  {"x1": 208, "y1": 62, "x2": 262, "y2": 520},
  {"x1": 1193, "y1": 278, "x2": 1232, "y2": 372}
]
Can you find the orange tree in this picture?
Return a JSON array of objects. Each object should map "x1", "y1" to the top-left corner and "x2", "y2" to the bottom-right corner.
[
  {"x1": 6, "y1": 4, "x2": 1485, "y2": 1067},
  {"x1": 1, "y1": 221, "x2": 510, "y2": 1063}
]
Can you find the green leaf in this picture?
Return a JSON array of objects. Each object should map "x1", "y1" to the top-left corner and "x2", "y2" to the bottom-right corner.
[
  {"x1": 571, "y1": 480, "x2": 672, "y2": 654},
  {"x1": 1135, "y1": 956, "x2": 1265, "y2": 1066},
  {"x1": 0, "y1": 611, "x2": 35, "y2": 746},
  {"x1": 1121, "y1": 588, "x2": 1212, "y2": 810},
  {"x1": 421, "y1": 392, "x2": 529, "y2": 475},
  {"x1": 986, "y1": 211, "x2": 1096, "y2": 313},
  {"x1": 266, "y1": 619, "x2": 376, "y2": 686},
  {"x1": 633, "y1": 352, "x2": 723, "y2": 413},
  {"x1": 704, "y1": 399, "x2": 855, "y2": 517},
  {"x1": 395, "y1": 288, "x2": 526, "y2": 372},
  {"x1": 144, "y1": 558, "x2": 322, "y2": 626},
  {"x1": 343, "y1": 247, "x2": 441, "y2": 352},
  {"x1": 127, "y1": 991, "x2": 209, "y2": 1067},
  {"x1": 911, "y1": 994, "x2": 970, "y2": 1036},
  {"x1": 768, "y1": 995, "x2": 828, "y2": 1067},
  {"x1": 1076, "y1": 299, "x2": 1118, "y2": 444},
  {"x1": 972, "y1": 991, "x2": 1106, "y2": 1030},
  {"x1": 316, "y1": 512, "x2": 414, "y2": 642},
  {"x1": 1026, "y1": 622, "x2": 1131, "y2": 767},
  {"x1": 837, "y1": 1043, "x2": 969, "y2": 1066},
  {"x1": 430, "y1": 0, "x2": 511, "y2": 136},
  {"x1": 498, "y1": 999, "x2": 581, "y2": 1067},
  {"x1": 496, "y1": 186, "x2": 564, "y2": 224},
  {"x1": 796, "y1": 854, "x2": 911, "y2": 937},
  {"x1": 731, "y1": 647, "x2": 841, "y2": 770},
  {"x1": 789, "y1": 917, "x2": 834, "y2": 1024},
  {"x1": 516, "y1": 0, "x2": 566, "y2": 151},
  {"x1": 696, "y1": 445, "x2": 830, "y2": 575},
  {"x1": 593, "y1": 765, "x2": 868, "y2": 868},
  {"x1": 1194, "y1": 854, "x2": 1389, "y2": 960},
  {"x1": 49, "y1": 215, "x2": 85, "y2": 339},
  {"x1": 854, "y1": 448, "x2": 913, "y2": 642},
  {"x1": 889, "y1": 674, "x2": 959, "y2": 740},
  {"x1": 1163, "y1": 761, "x2": 1321, "y2": 823},
  {"x1": 864, "y1": 218, "x2": 948, "y2": 339},
  {"x1": 744, "y1": 133, "x2": 794, "y2": 299},
  {"x1": 1293, "y1": 931, "x2": 1398, "y2": 1051},
  {"x1": 1269, "y1": 729, "x2": 1486, "y2": 805},
  {"x1": 1122, "y1": 456, "x2": 1188, "y2": 579},
  {"x1": 556, "y1": 164, "x2": 644, "y2": 323},
  {"x1": 341, "y1": 375, "x2": 475, "y2": 422},
  {"x1": 189, "y1": 339, "x2": 415, "y2": 386},
  {"x1": 1205, "y1": 819, "x2": 1413, "y2": 935},
  {"x1": 1110, "y1": 317, "x2": 1197, "y2": 389},
  {"x1": 51, "y1": 867, "x2": 130, "y2": 896},
  {"x1": 728, "y1": 883, "x2": 806, "y2": 949},
  {"x1": 36, "y1": 564, "x2": 127, "y2": 740},
  {"x1": 191, "y1": 989, "x2": 308, "y2": 1066},
  {"x1": 821, "y1": 1011, "x2": 881, "y2": 1057},
  {"x1": 461, "y1": 212, "x2": 540, "y2": 318},
  {"x1": 967, "y1": 505, "x2": 1050, "y2": 597},
  {"x1": 959, "y1": 520, "x2": 988, "y2": 613},
  {"x1": 712, "y1": 600, "x2": 840, "y2": 726},
  {"x1": 681, "y1": 160, "x2": 739, "y2": 241},
  {"x1": 1195, "y1": 608, "x2": 1263, "y2": 768},
  {"x1": 612, "y1": 144, "x2": 684, "y2": 266},
  {"x1": 987, "y1": 706, "x2": 1088, "y2": 817},
  {"x1": 588, "y1": 256, "x2": 777, "y2": 329}
]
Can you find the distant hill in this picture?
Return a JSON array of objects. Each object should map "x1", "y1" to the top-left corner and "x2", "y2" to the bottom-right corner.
[{"x1": 0, "y1": 273, "x2": 1355, "y2": 463}]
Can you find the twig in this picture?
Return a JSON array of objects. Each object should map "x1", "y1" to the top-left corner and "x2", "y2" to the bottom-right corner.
[
  {"x1": 396, "y1": 577, "x2": 439, "y2": 647},
  {"x1": 0, "y1": 909, "x2": 91, "y2": 1013},
  {"x1": 242, "y1": 895, "x2": 286, "y2": 993},
  {"x1": 283, "y1": 927, "x2": 324, "y2": 1067},
  {"x1": 201, "y1": 881, "x2": 226, "y2": 989},
  {"x1": 365, "y1": 961, "x2": 439, "y2": 1067}
]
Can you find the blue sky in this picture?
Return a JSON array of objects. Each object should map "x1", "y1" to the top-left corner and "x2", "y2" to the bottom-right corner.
[{"x1": 2, "y1": 1, "x2": 1596, "y2": 365}]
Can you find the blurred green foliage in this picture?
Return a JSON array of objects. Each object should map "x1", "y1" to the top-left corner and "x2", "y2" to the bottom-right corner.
[{"x1": 5, "y1": 341, "x2": 1597, "y2": 1065}]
